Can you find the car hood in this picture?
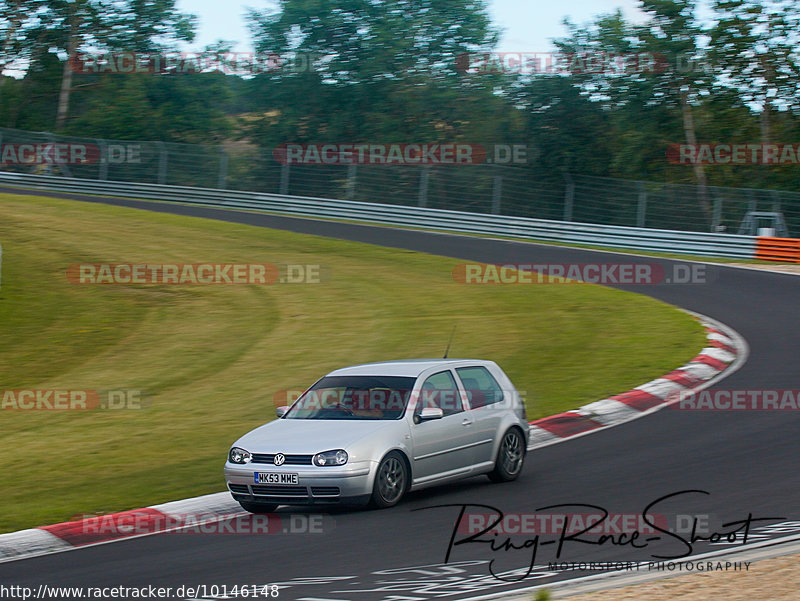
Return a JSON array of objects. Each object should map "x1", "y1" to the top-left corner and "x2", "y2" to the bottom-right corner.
[{"x1": 233, "y1": 418, "x2": 403, "y2": 454}]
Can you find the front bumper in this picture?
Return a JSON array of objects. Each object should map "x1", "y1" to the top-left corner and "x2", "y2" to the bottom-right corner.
[{"x1": 224, "y1": 461, "x2": 375, "y2": 506}]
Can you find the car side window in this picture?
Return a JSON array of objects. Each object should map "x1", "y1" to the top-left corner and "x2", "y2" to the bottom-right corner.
[
  {"x1": 456, "y1": 366, "x2": 505, "y2": 409},
  {"x1": 416, "y1": 370, "x2": 462, "y2": 417}
]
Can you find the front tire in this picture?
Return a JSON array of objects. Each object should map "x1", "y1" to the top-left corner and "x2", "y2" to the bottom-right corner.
[
  {"x1": 371, "y1": 451, "x2": 408, "y2": 508},
  {"x1": 488, "y1": 427, "x2": 525, "y2": 482},
  {"x1": 238, "y1": 500, "x2": 279, "y2": 513}
]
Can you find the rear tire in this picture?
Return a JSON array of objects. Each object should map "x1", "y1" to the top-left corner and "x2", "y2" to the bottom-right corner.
[
  {"x1": 238, "y1": 500, "x2": 279, "y2": 513},
  {"x1": 488, "y1": 427, "x2": 525, "y2": 483},
  {"x1": 371, "y1": 451, "x2": 408, "y2": 508}
]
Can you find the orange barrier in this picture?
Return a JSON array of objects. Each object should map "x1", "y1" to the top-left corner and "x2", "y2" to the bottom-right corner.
[{"x1": 755, "y1": 237, "x2": 800, "y2": 263}]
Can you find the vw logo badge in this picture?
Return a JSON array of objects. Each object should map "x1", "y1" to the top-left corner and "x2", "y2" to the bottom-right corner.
[{"x1": 274, "y1": 453, "x2": 286, "y2": 466}]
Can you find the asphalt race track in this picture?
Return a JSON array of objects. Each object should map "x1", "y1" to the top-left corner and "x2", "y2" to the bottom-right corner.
[{"x1": 2, "y1": 187, "x2": 800, "y2": 600}]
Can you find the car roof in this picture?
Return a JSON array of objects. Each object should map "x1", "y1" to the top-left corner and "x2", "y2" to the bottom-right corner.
[{"x1": 327, "y1": 359, "x2": 495, "y2": 378}]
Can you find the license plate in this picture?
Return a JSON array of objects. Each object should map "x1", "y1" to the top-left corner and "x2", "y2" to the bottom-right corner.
[{"x1": 254, "y1": 472, "x2": 298, "y2": 485}]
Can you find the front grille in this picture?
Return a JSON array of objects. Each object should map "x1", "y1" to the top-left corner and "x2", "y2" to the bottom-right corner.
[
  {"x1": 228, "y1": 483, "x2": 250, "y2": 494},
  {"x1": 251, "y1": 485, "x2": 308, "y2": 496},
  {"x1": 311, "y1": 486, "x2": 340, "y2": 497},
  {"x1": 251, "y1": 453, "x2": 313, "y2": 465}
]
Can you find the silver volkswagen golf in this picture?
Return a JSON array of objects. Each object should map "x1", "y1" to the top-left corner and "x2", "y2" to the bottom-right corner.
[{"x1": 224, "y1": 359, "x2": 529, "y2": 511}]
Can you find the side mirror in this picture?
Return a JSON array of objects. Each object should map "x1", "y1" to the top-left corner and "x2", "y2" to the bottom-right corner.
[
  {"x1": 276, "y1": 405, "x2": 289, "y2": 418},
  {"x1": 417, "y1": 406, "x2": 444, "y2": 423}
]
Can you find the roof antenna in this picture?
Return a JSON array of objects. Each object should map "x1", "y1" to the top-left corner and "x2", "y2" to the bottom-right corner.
[{"x1": 443, "y1": 325, "x2": 457, "y2": 359}]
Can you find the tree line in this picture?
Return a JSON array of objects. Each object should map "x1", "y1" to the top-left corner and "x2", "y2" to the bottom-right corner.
[{"x1": 1, "y1": 0, "x2": 798, "y2": 192}]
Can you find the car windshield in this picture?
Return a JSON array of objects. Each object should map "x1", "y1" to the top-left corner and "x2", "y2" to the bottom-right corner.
[{"x1": 284, "y1": 375, "x2": 416, "y2": 420}]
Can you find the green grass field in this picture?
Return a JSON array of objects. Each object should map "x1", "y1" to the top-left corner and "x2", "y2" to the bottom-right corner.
[{"x1": 0, "y1": 193, "x2": 705, "y2": 532}]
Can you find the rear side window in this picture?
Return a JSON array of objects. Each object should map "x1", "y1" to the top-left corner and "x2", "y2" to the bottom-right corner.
[
  {"x1": 417, "y1": 370, "x2": 462, "y2": 416},
  {"x1": 456, "y1": 366, "x2": 505, "y2": 409}
]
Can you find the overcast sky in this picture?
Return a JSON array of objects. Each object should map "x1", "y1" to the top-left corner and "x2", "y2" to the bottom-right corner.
[{"x1": 174, "y1": 0, "x2": 648, "y2": 53}]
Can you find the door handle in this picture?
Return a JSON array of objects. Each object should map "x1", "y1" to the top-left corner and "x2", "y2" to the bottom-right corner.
[{"x1": 461, "y1": 419, "x2": 473, "y2": 426}]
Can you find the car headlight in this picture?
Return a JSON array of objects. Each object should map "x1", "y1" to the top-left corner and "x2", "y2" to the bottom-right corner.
[
  {"x1": 313, "y1": 449, "x2": 348, "y2": 466},
  {"x1": 229, "y1": 447, "x2": 252, "y2": 464}
]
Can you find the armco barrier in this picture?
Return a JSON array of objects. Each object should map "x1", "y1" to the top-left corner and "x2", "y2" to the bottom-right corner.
[
  {"x1": 755, "y1": 237, "x2": 800, "y2": 263},
  {"x1": 0, "y1": 171, "x2": 760, "y2": 259}
]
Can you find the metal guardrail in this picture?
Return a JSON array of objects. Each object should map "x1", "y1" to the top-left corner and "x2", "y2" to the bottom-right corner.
[
  {"x1": 755, "y1": 237, "x2": 800, "y2": 263},
  {"x1": 0, "y1": 171, "x2": 758, "y2": 259}
]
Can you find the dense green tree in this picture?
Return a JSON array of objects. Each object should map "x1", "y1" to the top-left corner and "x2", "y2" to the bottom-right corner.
[
  {"x1": 1, "y1": 46, "x2": 62, "y2": 129},
  {"x1": 27, "y1": 0, "x2": 196, "y2": 130},
  {"x1": 709, "y1": 0, "x2": 800, "y2": 144},
  {"x1": 0, "y1": 0, "x2": 798, "y2": 198},
  {"x1": 65, "y1": 72, "x2": 233, "y2": 142},
  {"x1": 0, "y1": 0, "x2": 47, "y2": 81},
  {"x1": 509, "y1": 75, "x2": 616, "y2": 175},
  {"x1": 244, "y1": 0, "x2": 505, "y2": 143},
  {"x1": 552, "y1": 1, "x2": 720, "y2": 216},
  {"x1": 248, "y1": 0, "x2": 497, "y2": 85}
]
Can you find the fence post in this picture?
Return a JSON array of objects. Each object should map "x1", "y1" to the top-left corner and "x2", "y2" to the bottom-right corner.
[
  {"x1": 346, "y1": 164, "x2": 357, "y2": 200},
  {"x1": 563, "y1": 172, "x2": 574, "y2": 222},
  {"x1": 217, "y1": 146, "x2": 228, "y2": 189},
  {"x1": 280, "y1": 164, "x2": 290, "y2": 195},
  {"x1": 47, "y1": 133, "x2": 72, "y2": 178},
  {"x1": 418, "y1": 166, "x2": 430, "y2": 208},
  {"x1": 636, "y1": 182, "x2": 647, "y2": 227},
  {"x1": 97, "y1": 139, "x2": 108, "y2": 180},
  {"x1": 711, "y1": 189, "x2": 723, "y2": 232},
  {"x1": 492, "y1": 175, "x2": 502, "y2": 214},
  {"x1": 771, "y1": 190, "x2": 781, "y2": 214},
  {"x1": 157, "y1": 142, "x2": 168, "y2": 184}
]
